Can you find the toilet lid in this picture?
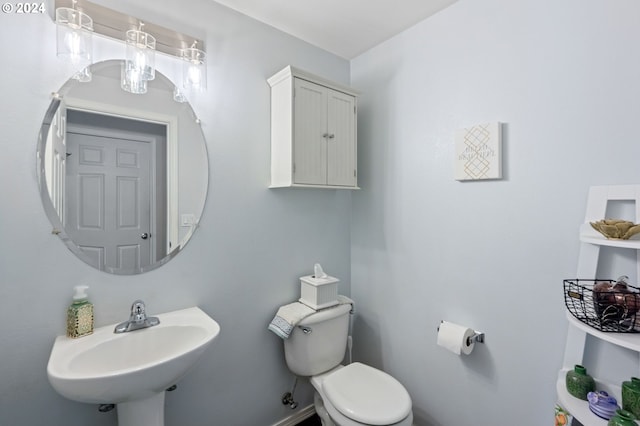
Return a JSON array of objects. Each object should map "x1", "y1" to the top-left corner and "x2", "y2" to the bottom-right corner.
[{"x1": 322, "y1": 363, "x2": 412, "y2": 425}]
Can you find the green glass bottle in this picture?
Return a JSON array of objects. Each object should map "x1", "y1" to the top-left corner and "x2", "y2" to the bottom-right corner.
[
  {"x1": 622, "y1": 377, "x2": 640, "y2": 419},
  {"x1": 565, "y1": 364, "x2": 595, "y2": 400},
  {"x1": 608, "y1": 409, "x2": 637, "y2": 426}
]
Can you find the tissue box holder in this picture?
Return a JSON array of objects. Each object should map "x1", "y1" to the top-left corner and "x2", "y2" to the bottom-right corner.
[{"x1": 299, "y1": 275, "x2": 339, "y2": 309}]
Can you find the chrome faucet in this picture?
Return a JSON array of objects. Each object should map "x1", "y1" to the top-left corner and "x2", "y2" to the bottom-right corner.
[{"x1": 114, "y1": 300, "x2": 160, "y2": 333}]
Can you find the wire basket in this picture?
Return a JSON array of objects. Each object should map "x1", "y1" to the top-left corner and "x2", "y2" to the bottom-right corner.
[{"x1": 564, "y1": 279, "x2": 640, "y2": 333}]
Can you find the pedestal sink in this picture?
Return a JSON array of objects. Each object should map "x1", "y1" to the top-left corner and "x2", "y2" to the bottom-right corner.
[{"x1": 47, "y1": 306, "x2": 220, "y2": 426}]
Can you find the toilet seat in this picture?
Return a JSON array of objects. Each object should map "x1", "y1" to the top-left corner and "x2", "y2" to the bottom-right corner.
[{"x1": 314, "y1": 363, "x2": 412, "y2": 426}]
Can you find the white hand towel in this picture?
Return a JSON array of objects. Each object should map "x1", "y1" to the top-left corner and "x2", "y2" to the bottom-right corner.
[
  {"x1": 336, "y1": 294, "x2": 355, "y2": 313},
  {"x1": 268, "y1": 302, "x2": 316, "y2": 339}
]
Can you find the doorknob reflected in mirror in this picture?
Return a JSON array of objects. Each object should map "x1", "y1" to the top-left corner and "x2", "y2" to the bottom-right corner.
[{"x1": 141, "y1": 233, "x2": 150, "y2": 240}]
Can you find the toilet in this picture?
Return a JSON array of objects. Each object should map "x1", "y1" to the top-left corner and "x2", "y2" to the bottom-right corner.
[{"x1": 283, "y1": 303, "x2": 413, "y2": 426}]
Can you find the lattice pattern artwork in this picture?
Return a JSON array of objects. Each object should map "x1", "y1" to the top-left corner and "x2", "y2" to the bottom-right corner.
[{"x1": 454, "y1": 122, "x2": 502, "y2": 181}]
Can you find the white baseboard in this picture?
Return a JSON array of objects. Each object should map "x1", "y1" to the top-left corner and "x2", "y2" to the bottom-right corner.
[{"x1": 271, "y1": 404, "x2": 316, "y2": 426}]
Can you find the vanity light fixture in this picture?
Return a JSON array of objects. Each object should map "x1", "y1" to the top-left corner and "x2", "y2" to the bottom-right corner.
[
  {"x1": 182, "y1": 42, "x2": 207, "y2": 92},
  {"x1": 54, "y1": 0, "x2": 206, "y2": 96},
  {"x1": 121, "y1": 23, "x2": 156, "y2": 94},
  {"x1": 55, "y1": 0, "x2": 93, "y2": 82},
  {"x1": 173, "y1": 42, "x2": 207, "y2": 103}
]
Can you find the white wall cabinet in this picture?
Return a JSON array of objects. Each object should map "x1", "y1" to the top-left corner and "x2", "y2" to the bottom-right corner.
[
  {"x1": 558, "y1": 185, "x2": 640, "y2": 425},
  {"x1": 268, "y1": 66, "x2": 359, "y2": 189}
]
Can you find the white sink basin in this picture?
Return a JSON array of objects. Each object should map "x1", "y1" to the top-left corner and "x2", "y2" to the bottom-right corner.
[{"x1": 47, "y1": 306, "x2": 220, "y2": 425}]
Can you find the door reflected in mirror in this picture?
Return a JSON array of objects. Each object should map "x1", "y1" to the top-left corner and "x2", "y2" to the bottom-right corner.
[{"x1": 37, "y1": 60, "x2": 208, "y2": 275}]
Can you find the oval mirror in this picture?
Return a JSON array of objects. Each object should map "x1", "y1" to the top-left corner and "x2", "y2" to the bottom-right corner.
[{"x1": 37, "y1": 60, "x2": 208, "y2": 275}]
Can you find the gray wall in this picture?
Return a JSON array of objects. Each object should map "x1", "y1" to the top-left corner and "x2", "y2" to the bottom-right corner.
[
  {"x1": 350, "y1": 0, "x2": 640, "y2": 424},
  {"x1": 0, "y1": 0, "x2": 351, "y2": 425}
]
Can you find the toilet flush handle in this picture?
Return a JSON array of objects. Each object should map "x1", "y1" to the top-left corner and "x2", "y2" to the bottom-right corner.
[{"x1": 298, "y1": 325, "x2": 312, "y2": 334}]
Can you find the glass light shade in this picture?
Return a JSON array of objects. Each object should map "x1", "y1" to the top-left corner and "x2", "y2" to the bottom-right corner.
[
  {"x1": 56, "y1": 7, "x2": 93, "y2": 71},
  {"x1": 173, "y1": 86, "x2": 187, "y2": 103},
  {"x1": 120, "y1": 62, "x2": 148, "y2": 94},
  {"x1": 182, "y1": 47, "x2": 206, "y2": 92},
  {"x1": 73, "y1": 67, "x2": 92, "y2": 83},
  {"x1": 125, "y1": 29, "x2": 156, "y2": 82}
]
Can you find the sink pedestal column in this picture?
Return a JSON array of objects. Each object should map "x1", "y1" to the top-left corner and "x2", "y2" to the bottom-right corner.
[{"x1": 117, "y1": 392, "x2": 165, "y2": 426}]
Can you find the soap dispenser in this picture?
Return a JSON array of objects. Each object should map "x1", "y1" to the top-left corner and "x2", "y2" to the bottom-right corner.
[{"x1": 66, "y1": 285, "x2": 94, "y2": 338}]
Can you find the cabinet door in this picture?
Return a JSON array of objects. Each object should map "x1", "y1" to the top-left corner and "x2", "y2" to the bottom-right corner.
[
  {"x1": 293, "y1": 79, "x2": 328, "y2": 185},
  {"x1": 327, "y1": 89, "x2": 356, "y2": 187}
]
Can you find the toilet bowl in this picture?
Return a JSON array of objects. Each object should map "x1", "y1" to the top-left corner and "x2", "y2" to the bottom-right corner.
[
  {"x1": 282, "y1": 302, "x2": 413, "y2": 426},
  {"x1": 311, "y1": 363, "x2": 413, "y2": 426}
]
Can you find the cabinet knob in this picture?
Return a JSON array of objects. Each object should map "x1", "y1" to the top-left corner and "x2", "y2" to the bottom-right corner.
[{"x1": 328, "y1": 134, "x2": 335, "y2": 139}]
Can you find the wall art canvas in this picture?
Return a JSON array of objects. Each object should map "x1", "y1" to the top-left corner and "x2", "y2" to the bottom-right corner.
[{"x1": 454, "y1": 122, "x2": 502, "y2": 181}]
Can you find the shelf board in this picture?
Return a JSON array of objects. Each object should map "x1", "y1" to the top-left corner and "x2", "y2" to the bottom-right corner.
[
  {"x1": 580, "y1": 224, "x2": 640, "y2": 249},
  {"x1": 556, "y1": 369, "x2": 640, "y2": 426},
  {"x1": 566, "y1": 313, "x2": 640, "y2": 352},
  {"x1": 269, "y1": 184, "x2": 360, "y2": 190},
  {"x1": 556, "y1": 371, "x2": 608, "y2": 426}
]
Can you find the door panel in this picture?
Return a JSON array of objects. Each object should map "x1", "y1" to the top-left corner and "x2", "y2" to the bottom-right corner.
[
  {"x1": 327, "y1": 89, "x2": 356, "y2": 187},
  {"x1": 77, "y1": 173, "x2": 104, "y2": 229},
  {"x1": 116, "y1": 245, "x2": 140, "y2": 271},
  {"x1": 294, "y1": 79, "x2": 327, "y2": 185},
  {"x1": 46, "y1": 101, "x2": 67, "y2": 221},
  {"x1": 116, "y1": 176, "x2": 140, "y2": 228},
  {"x1": 66, "y1": 132, "x2": 151, "y2": 273},
  {"x1": 77, "y1": 246, "x2": 105, "y2": 271}
]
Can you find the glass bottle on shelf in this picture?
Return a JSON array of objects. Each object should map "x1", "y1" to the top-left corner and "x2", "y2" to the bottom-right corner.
[
  {"x1": 565, "y1": 364, "x2": 595, "y2": 400},
  {"x1": 608, "y1": 408, "x2": 637, "y2": 426},
  {"x1": 622, "y1": 377, "x2": 640, "y2": 419}
]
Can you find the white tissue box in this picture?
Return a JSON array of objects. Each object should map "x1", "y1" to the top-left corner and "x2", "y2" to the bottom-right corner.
[{"x1": 299, "y1": 274, "x2": 340, "y2": 309}]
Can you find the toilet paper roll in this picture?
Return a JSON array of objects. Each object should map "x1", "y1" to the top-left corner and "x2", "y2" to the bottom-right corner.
[{"x1": 437, "y1": 321, "x2": 475, "y2": 355}]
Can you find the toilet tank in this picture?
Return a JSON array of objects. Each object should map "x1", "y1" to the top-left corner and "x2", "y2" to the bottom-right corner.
[{"x1": 284, "y1": 304, "x2": 351, "y2": 376}]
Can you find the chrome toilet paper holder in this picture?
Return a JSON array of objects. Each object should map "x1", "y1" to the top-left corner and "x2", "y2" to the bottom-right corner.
[
  {"x1": 468, "y1": 330, "x2": 485, "y2": 345},
  {"x1": 437, "y1": 321, "x2": 485, "y2": 346}
]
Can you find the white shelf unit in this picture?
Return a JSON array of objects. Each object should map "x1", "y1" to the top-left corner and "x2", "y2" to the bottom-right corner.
[
  {"x1": 557, "y1": 367, "x2": 621, "y2": 426},
  {"x1": 560, "y1": 185, "x2": 640, "y2": 426}
]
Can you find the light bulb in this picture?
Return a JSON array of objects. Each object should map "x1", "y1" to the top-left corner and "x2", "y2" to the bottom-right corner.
[
  {"x1": 187, "y1": 64, "x2": 202, "y2": 86},
  {"x1": 181, "y1": 46, "x2": 206, "y2": 92},
  {"x1": 135, "y1": 50, "x2": 147, "y2": 70},
  {"x1": 64, "y1": 30, "x2": 83, "y2": 61}
]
